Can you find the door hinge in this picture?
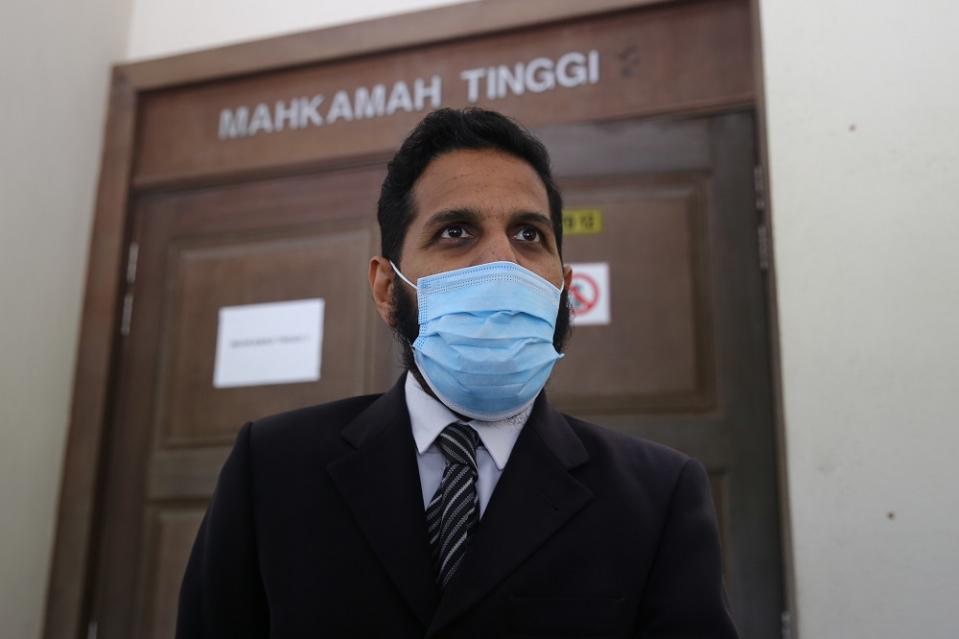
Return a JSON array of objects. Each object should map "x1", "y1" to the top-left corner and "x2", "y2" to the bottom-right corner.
[
  {"x1": 754, "y1": 165, "x2": 771, "y2": 271},
  {"x1": 120, "y1": 292, "x2": 134, "y2": 336},
  {"x1": 120, "y1": 241, "x2": 139, "y2": 336},
  {"x1": 754, "y1": 164, "x2": 766, "y2": 212},
  {"x1": 757, "y1": 223, "x2": 771, "y2": 271},
  {"x1": 781, "y1": 609, "x2": 793, "y2": 639},
  {"x1": 126, "y1": 241, "x2": 139, "y2": 286}
]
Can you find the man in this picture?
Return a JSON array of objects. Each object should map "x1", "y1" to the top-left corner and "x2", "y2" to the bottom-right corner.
[{"x1": 177, "y1": 108, "x2": 737, "y2": 638}]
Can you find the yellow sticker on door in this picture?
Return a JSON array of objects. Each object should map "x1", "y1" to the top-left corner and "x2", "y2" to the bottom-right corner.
[{"x1": 562, "y1": 209, "x2": 603, "y2": 235}]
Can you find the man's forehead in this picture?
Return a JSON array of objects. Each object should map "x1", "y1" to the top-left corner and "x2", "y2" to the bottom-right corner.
[
  {"x1": 411, "y1": 149, "x2": 549, "y2": 215},
  {"x1": 424, "y1": 147, "x2": 538, "y2": 175}
]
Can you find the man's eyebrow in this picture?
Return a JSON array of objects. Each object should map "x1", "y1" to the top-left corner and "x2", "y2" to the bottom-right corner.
[
  {"x1": 422, "y1": 208, "x2": 484, "y2": 229},
  {"x1": 510, "y1": 210, "x2": 555, "y2": 232}
]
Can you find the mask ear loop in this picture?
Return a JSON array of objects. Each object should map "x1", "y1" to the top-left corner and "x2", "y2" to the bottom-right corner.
[{"x1": 389, "y1": 261, "x2": 418, "y2": 290}]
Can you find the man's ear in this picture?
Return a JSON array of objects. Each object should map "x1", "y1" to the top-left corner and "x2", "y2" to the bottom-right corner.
[
  {"x1": 562, "y1": 263, "x2": 573, "y2": 291},
  {"x1": 369, "y1": 256, "x2": 396, "y2": 327}
]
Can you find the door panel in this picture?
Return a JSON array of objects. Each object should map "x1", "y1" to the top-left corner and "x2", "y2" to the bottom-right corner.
[
  {"x1": 548, "y1": 175, "x2": 715, "y2": 412},
  {"x1": 135, "y1": 506, "x2": 206, "y2": 639},
  {"x1": 160, "y1": 227, "x2": 373, "y2": 446}
]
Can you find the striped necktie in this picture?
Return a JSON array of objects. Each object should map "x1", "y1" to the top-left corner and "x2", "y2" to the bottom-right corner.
[{"x1": 426, "y1": 422, "x2": 481, "y2": 588}]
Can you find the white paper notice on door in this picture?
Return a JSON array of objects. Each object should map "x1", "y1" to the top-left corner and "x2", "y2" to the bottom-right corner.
[{"x1": 213, "y1": 298, "x2": 325, "y2": 388}]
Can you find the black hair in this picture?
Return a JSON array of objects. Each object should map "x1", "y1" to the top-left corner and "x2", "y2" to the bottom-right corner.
[{"x1": 377, "y1": 107, "x2": 564, "y2": 264}]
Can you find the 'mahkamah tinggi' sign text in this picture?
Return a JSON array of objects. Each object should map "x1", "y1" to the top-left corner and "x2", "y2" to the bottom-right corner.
[{"x1": 218, "y1": 50, "x2": 599, "y2": 140}]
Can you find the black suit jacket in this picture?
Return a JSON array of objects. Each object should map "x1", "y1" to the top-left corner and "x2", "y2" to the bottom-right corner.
[{"x1": 177, "y1": 375, "x2": 737, "y2": 638}]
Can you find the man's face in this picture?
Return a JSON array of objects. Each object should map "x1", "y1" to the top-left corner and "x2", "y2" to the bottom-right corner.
[{"x1": 370, "y1": 148, "x2": 573, "y2": 360}]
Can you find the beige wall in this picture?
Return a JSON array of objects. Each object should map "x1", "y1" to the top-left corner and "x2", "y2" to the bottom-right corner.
[
  {"x1": 126, "y1": 0, "x2": 472, "y2": 60},
  {"x1": 759, "y1": 0, "x2": 959, "y2": 637},
  {"x1": 0, "y1": 0, "x2": 132, "y2": 637}
]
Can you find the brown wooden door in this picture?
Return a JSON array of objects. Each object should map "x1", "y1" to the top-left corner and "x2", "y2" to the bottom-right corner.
[
  {"x1": 89, "y1": 163, "x2": 400, "y2": 638},
  {"x1": 540, "y1": 111, "x2": 783, "y2": 637}
]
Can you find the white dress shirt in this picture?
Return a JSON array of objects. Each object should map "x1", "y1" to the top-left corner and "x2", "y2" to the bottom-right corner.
[{"x1": 404, "y1": 373, "x2": 532, "y2": 518}]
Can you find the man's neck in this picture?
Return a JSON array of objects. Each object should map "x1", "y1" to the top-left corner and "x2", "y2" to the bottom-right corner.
[{"x1": 408, "y1": 365, "x2": 471, "y2": 422}]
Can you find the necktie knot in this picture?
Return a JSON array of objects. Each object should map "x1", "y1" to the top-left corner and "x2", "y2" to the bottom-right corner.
[{"x1": 436, "y1": 422, "x2": 480, "y2": 469}]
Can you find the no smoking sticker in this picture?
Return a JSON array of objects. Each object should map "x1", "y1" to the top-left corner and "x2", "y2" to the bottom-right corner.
[{"x1": 568, "y1": 262, "x2": 610, "y2": 326}]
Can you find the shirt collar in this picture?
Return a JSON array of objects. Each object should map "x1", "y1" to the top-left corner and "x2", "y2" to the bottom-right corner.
[{"x1": 404, "y1": 372, "x2": 530, "y2": 471}]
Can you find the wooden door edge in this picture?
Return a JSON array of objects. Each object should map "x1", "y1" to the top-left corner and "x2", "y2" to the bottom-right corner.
[
  {"x1": 749, "y1": 0, "x2": 798, "y2": 635},
  {"x1": 42, "y1": 68, "x2": 138, "y2": 639}
]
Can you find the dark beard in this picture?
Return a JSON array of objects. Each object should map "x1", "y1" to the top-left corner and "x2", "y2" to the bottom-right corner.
[
  {"x1": 390, "y1": 279, "x2": 574, "y2": 371},
  {"x1": 391, "y1": 279, "x2": 421, "y2": 371}
]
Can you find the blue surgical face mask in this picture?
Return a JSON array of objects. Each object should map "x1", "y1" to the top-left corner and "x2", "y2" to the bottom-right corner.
[{"x1": 391, "y1": 260, "x2": 564, "y2": 421}]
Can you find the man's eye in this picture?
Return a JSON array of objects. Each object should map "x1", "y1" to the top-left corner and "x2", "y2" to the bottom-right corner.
[
  {"x1": 513, "y1": 226, "x2": 542, "y2": 242},
  {"x1": 439, "y1": 225, "x2": 471, "y2": 240}
]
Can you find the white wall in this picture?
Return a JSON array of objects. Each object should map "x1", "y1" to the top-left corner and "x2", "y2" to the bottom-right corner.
[
  {"x1": 126, "y1": 0, "x2": 472, "y2": 60},
  {"x1": 0, "y1": 1, "x2": 132, "y2": 637},
  {"x1": 759, "y1": 1, "x2": 959, "y2": 637}
]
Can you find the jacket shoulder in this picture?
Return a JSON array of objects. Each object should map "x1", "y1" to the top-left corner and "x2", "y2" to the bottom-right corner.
[
  {"x1": 564, "y1": 413, "x2": 689, "y2": 463},
  {"x1": 247, "y1": 393, "x2": 381, "y2": 456},
  {"x1": 561, "y1": 413, "x2": 695, "y2": 494}
]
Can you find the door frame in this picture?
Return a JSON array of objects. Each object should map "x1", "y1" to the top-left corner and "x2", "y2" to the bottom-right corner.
[{"x1": 43, "y1": 1, "x2": 796, "y2": 636}]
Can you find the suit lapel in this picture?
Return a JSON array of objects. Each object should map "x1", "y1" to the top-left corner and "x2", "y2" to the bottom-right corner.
[
  {"x1": 327, "y1": 374, "x2": 440, "y2": 627},
  {"x1": 426, "y1": 394, "x2": 593, "y2": 637}
]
